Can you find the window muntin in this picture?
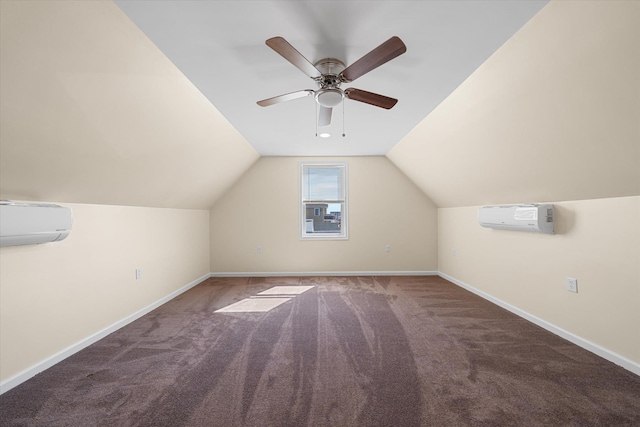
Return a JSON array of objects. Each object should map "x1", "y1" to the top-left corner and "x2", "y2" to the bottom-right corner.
[{"x1": 300, "y1": 162, "x2": 347, "y2": 239}]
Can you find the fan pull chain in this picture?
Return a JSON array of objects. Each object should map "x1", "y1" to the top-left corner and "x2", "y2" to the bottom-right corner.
[
  {"x1": 342, "y1": 99, "x2": 346, "y2": 137},
  {"x1": 315, "y1": 101, "x2": 318, "y2": 137}
]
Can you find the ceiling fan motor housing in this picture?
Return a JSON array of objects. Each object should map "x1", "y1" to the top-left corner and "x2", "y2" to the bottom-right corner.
[{"x1": 314, "y1": 58, "x2": 346, "y2": 77}]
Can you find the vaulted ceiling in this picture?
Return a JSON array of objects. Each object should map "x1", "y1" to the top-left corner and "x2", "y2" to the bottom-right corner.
[
  {"x1": 1, "y1": 1, "x2": 638, "y2": 210},
  {"x1": 114, "y1": 0, "x2": 548, "y2": 156}
]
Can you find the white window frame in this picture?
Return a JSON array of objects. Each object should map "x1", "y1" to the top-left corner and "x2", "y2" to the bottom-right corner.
[{"x1": 299, "y1": 161, "x2": 348, "y2": 240}]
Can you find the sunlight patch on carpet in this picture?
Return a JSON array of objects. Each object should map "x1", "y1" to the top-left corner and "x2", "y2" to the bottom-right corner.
[
  {"x1": 257, "y1": 286, "x2": 315, "y2": 296},
  {"x1": 215, "y1": 285, "x2": 315, "y2": 313},
  {"x1": 214, "y1": 297, "x2": 292, "y2": 313}
]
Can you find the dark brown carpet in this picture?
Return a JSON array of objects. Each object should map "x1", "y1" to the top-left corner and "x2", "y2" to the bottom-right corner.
[{"x1": 1, "y1": 276, "x2": 639, "y2": 426}]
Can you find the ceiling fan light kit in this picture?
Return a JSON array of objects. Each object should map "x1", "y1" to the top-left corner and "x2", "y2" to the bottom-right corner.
[
  {"x1": 315, "y1": 89, "x2": 343, "y2": 108},
  {"x1": 257, "y1": 36, "x2": 406, "y2": 129}
]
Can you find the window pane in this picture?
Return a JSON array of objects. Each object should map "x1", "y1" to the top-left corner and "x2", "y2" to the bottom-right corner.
[
  {"x1": 300, "y1": 161, "x2": 347, "y2": 240},
  {"x1": 302, "y1": 166, "x2": 343, "y2": 201},
  {"x1": 303, "y1": 203, "x2": 342, "y2": 234}
]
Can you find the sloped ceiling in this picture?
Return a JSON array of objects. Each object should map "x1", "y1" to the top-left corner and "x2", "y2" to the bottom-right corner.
[
  {"x1": 114, "y1": 0, "x2": 547, "y2": 156},
  {"x1": 0, "y1": 0, "x2": 259, "y2": 209},
  {"x1": 1, "y1": 1, "x2": 636, "y2": 211},
  {"x1": 388, "y1": 0, "x2": 640, "y2": 207}
]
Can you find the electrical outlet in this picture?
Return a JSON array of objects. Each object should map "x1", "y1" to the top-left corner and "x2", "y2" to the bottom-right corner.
[
  {"x1": 257, "y1": 246, "x2": 262, "y2": 254},
  {"x1": 385, "y1": 244, "x2": 391, "y2": 252},
  {"x1": 566, "y1": 277, "x2": 578, "y2": 293},
  {"x1": 136, "y1": 268, "x2": 142, "y2": 280}
]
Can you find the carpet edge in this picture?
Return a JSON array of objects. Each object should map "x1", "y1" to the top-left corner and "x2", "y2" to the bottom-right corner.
[
  {"x1": 439, "y1": 272, "x2": 640, "y2": 377},
  {"x1": 210, "y1": 271, "x2": 439, "y2": 277},
  {"x1": 0, "y1": 273, "x2": 212, "y2": 395}
]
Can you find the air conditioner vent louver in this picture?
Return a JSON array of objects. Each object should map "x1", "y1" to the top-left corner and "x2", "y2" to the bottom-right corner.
[
  {"x1": 478, "y1": 204, "x2": 554, "y2": 234},
  {"x1": 0, "y1": 202, "x2": 73, "y2": 247}
]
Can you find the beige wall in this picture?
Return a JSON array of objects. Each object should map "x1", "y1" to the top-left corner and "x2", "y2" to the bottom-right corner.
[
  {"x1": 438, "y1": 196, "x2": 640, "y2": 365},
  {"x1": 0, "y1": 203, "x2": 210, "y2": 382},
  {"x1": 210, "y1": 156, "x2": 438, "y2": 273},
  {"x1": 387, "y1": 1, "x2": 640, "y2": 208}
]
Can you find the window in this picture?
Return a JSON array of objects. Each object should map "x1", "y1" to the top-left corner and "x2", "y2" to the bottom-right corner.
[{"x1": 300, "y1": 162, "x2": 347, "y2": 239}]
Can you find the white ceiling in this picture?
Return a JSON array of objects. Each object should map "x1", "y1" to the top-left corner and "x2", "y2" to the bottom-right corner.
[{"x1": 114, "y1": 0, "x2": 548, "y2": 157}]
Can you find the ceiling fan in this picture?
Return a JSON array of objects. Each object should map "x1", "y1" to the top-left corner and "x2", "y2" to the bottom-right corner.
[{"x1": 257, "y1": 36, "x2": 406, "y2": 127}]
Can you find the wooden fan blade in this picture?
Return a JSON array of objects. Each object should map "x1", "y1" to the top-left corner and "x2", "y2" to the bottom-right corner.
[
  {"x1": 318, "y1": 106, "x2": 332, "y2": 127},
  {"x1": 257, "y1": 90, "x2": 314, "y2": 107},
  {"x1": 344, "y1": 88, "x2": 398, "y2": 109},
  {"x1": 266, "y1": 37, "x2": 322, "y2": 79},
  {"x1": 340, "y1": 36, "x2": 406, "y2": 83}
]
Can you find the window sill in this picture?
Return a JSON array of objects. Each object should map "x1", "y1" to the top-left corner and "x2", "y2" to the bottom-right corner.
[{"x1": 300, "y1": 234, "x2": 349, "y2": 241}]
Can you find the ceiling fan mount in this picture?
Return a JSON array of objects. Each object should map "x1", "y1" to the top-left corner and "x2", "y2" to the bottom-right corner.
[{"x1": 257, "y1": 36, "x2": 406, "y2": 127}]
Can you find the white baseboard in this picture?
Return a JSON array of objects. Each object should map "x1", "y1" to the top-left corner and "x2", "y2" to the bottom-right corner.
[
  {"x1": 210, "y1": 271, "x2": 439, "y2": 277},
  {"x1": 0, "y1": 271, "x2": 433, "y2": 394},
  {"x1": 4, "y1": 270, "x2": 636, "y2": 395},
  {"x1": 0, "y1": 273, "x2": 210, "y2": 395},
  {"x1": 439, "y1": 272, "x2": 640, "y2": 377}
]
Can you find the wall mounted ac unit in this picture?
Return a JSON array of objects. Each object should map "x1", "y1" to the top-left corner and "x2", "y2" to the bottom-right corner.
[
  {"x1": 478, "y1": 204, "x2": 554, "y2": 234},
  {"x1": 0, "y1": 201, "x2": 73, "y2": 247}
]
